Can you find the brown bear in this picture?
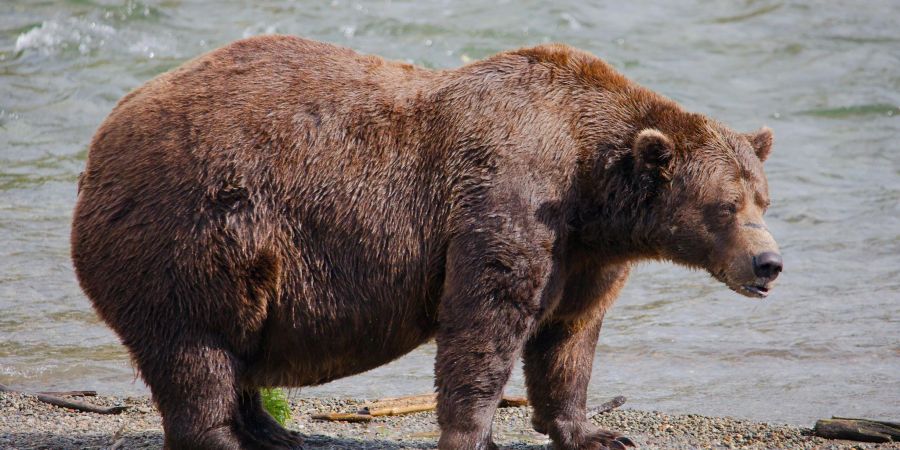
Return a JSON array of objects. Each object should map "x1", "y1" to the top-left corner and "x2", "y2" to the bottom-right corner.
[{"x1": 71, "y1": 35, "x2": 782, "y2": 450}]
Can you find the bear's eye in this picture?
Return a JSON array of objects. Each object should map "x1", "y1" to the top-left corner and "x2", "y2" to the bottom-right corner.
[{"x1": 720, "y1": 203, "x2": 738, "y2": 217}]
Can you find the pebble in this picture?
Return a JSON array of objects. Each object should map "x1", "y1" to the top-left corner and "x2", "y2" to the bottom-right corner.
[{"x1": 0, "y1": 392, "x2": 897, "y2": 449}]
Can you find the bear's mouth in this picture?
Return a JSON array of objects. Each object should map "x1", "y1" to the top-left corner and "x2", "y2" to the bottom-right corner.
[
  {"x1": 738, "y1": 284, "x2": 769, "y2": 298},
  {"x1": 712, "y1": 270, "x2": 772, "y2": 299}
]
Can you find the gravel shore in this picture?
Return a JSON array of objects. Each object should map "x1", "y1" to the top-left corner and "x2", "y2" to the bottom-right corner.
[{"x1": 1, "y1": 392, "x2": 897, "y2": 449}]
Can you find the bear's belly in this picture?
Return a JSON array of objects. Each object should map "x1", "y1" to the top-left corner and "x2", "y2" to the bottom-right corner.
[
  {"x1": 240, "y1": 200, "x2": 446, "y2": 387},
  {"x1": 244, "y1": 286, "x2": 440, "y2": 388}
]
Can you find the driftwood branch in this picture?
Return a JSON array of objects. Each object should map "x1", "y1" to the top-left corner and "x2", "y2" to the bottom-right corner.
[
  {"x1": 831, "y1": 417, "x2": 900, "y2": 429},
  {"x1": 311, "y1": 412, "x2": 374, "y2": 422},
  {"x1": 358, "y1": 393, "x2": 528, "y2": 417},
  {"x1": 813, "y1": 417, "x2": 899, "y2": 443},
  {"x1": 498, "y1": 396, "x2": 529, "y2": 408},
  {"x1": 587, "y1": 396, "x2": 627, "y2": 419},
  {"x1": 0, "y1": 383, "x2": 126, "y2": 415},
  {"x1": 313, "y1": 393, "x2": 530, "y2": 422},
  {"x1": 38, "y1": 390, "x2": 98, "y2": 397},
  {"x1": 35, "y1": 394, "x2": 129, "y2": 415},
  {"x1": 358, "y1": 393, "x2": 437, "y2": 416}
]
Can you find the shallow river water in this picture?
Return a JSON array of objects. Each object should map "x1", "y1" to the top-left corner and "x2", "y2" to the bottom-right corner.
[{"x1": 1, "y1": 0, "x2": 898, "y2": 426}]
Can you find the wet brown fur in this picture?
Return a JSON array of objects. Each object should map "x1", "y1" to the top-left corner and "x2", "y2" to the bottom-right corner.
[{"x1": 71, "y1": 36, "x2": 778, "y2": 449}]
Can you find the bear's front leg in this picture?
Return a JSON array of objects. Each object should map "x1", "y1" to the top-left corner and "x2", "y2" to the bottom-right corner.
[
  {"x1": 524, "y1": 264, "x2": 635, "y2": 450},
  {"x1": 434, "y1": 232, "x2": 552, "y2": 450}
]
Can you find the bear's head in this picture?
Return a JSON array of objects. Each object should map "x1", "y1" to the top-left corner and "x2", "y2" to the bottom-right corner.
[{"x1": 629, "y1": 122, "x2": 782, "y2": 298}]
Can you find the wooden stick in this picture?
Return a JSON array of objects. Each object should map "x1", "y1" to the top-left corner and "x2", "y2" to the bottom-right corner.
[
  {"x1": 359, "y1": 393, "x2": 436, "y2": 413},
  {"x1": 311, "y1": 412, "x2": 373, "y2": 422},
  {"x1": 313, "y1": 393, "x2": 532, "y2": 421},
  {"x1": 37, "y1": 390, "x2": 98, "y2": 397},
  {"x1": 367, "y1": 393, "x2": 437, "y2": 405},
  {"x1": 35, "y1": 394, "x2": 129, "y2": 415},
  {"x1": 587, "y1": 396, "x2": 627, "y2": 419},
  {"x1": 498, "y1": 396, "x2": 529, "y2": 408},
  {"x1": 359, "y1": 393, "x2": 529, "y2": 417},
  {"x1": 813, "y1": 418, "x2": 899, "y2": 443},
  {"x1": 366, "y1": 402, "x2": 437, "y2": 417},
  {"x1": 1, "y1": 383, "x2": 125, "y2": 414},
  {"x1": 832, "y1": 417, "x2": 900, "y2": 429}
]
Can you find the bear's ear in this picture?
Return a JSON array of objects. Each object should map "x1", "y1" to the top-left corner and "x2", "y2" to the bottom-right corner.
[
  {"x1": 632, "y1": 128, "x2": 675, "y2": 176},
  {"x1": 746, "y1": 126, "x2": 773, "y2": 162}
]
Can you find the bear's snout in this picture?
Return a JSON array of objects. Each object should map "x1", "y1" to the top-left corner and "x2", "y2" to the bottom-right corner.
[{"x1": 752, "y1": 251, "x2": 783, "y2": 280}]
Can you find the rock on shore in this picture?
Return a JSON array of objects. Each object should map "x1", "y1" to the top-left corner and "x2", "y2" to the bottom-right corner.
[{"x1": 1, "y1": 392, "x2": 897, "y2": 449}]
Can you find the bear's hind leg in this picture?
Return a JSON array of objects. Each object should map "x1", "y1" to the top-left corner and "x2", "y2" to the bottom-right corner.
[
  {"x1": 141, "y1": 339, "x2": 245, "y2": 449},
  {"x1": 235, "y1": 389, "x2": 304, "y2": 449},
  {"x1": 143, "y1": 338, "x2": 304, "y2": 449}
]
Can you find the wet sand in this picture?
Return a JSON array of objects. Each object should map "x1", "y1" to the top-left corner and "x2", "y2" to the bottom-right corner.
[{"x1": 1, "y1": 392, "x2": 897, "y2": 449}]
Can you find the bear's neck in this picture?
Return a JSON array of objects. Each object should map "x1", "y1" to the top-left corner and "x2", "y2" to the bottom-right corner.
[
  {"x1": 570, "y1": 116, "x2": 669, "y2": 263},
  {"x1": 573, "y1": 164, "x2": 663, "y2": 263},
  {"x1": 567, "y1": 87, "x2": 698, "y2": 264}
]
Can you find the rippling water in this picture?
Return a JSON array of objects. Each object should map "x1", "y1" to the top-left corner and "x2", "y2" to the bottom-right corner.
[{"x1": 1, "y1": 0, "x2": 898, "y2": 425}]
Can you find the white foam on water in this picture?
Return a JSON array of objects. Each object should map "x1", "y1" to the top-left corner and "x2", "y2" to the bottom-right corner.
[
  {"x1": 0, "y1": 364, "x2": 49, "y2": 378},
  {"x1": 14, "y1": 17, "x2": 177, "y2": 60},
  {"x1": 127, "y1": 34, "x2": 171, "y2": 59},
  {"x1": 15, "y1": 19, "x2": 116, "y2": 55}
]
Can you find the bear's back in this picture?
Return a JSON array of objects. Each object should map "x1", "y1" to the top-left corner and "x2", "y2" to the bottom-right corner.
[
  {"x1": 73, "y1": 36, "x2": 456, "y2": 341},
  {"x1": 80, "y1": 35, "x2": 447, "y2": 227}
]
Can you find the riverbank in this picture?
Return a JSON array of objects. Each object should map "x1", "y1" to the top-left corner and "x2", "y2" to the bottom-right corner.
[{"x1": 1, "y1": 392, "x2": 897, "y2": 449}]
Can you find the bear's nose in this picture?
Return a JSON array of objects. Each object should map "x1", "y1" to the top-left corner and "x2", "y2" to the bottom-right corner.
[{"x1": 753, "y1": 252, "x2": 783, "y2": 280}]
